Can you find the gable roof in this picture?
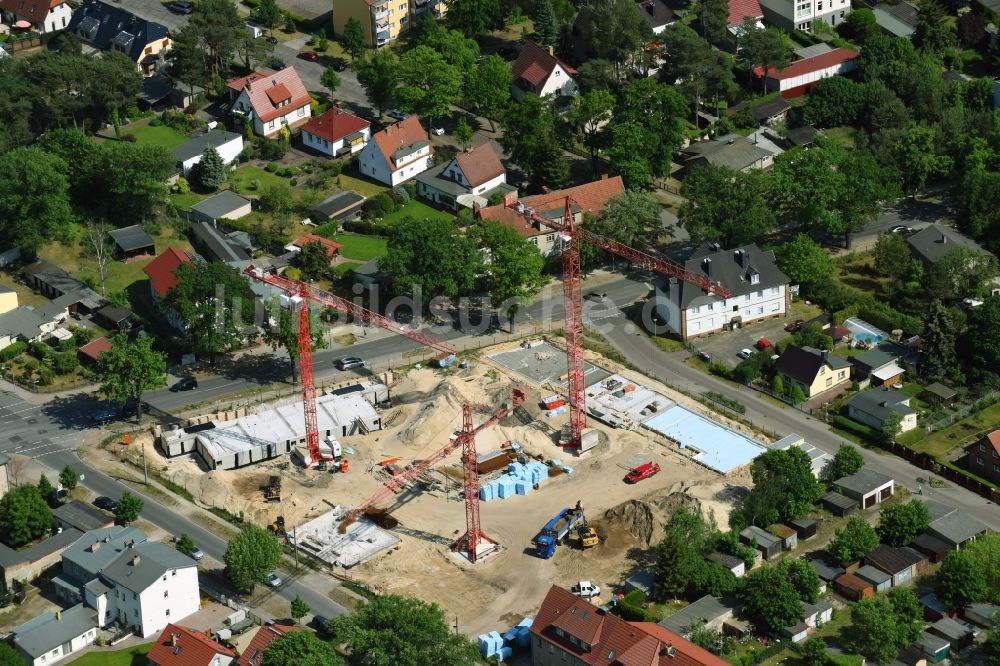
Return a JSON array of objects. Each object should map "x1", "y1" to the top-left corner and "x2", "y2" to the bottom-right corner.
[
  {"x1": 227, "y1": 67, "x2": 311, "y2": 123},
  {"x1": 906, "y1": 223, "x2": 987, "y2": 265},
  {"x1": 190, "y1": 190, "x2": 252, "y2": 220},
  {"x1": 454, "y1": 143, "x2": 506, "y2": 188},
  {"x1": 78, "y1": 336, "x2": 112, "y2": 362},
  {"x1": 635, "y1": 0, "x2": 676, "y2": 29},
  {"x1": 100, "y1": 541, "x2": 197, "y2": 593},
  {"x1": 143, "y1": 247, "x2": 193, "y2": 297},
  {"x1": 370, "y1": 115, "x2": 430, "y2": 173},
  {"x1": 235, "y1": 624, "x2": 303, "y2": 666},
  {"x1": 61, "y1": 526, "x2": 147, "y2": 581},
  {"x1": 834, "y1": 469, "x2": 893, "y2": 495},
  {"x1": 659, "y1": 595, "x2": 737, "y2": 635},
  {"x1": 172, "y1": 130, "x2": 242, "y2": 163},
  {"x1": 191, "y1": 221, "x2": 251, "y2": 263},
  {"x1": 980, "y1": 431, "x2": 1000, "y2": 457},
  {"x1": 855, "y1": 564, "x2": 892, "y2": 586},
  {"x1": 313, "y1": 191, "x2": 366, "y2": 218},
  {"x1": 674, "y1": 243, "x2": 787, "y2": 310},
  {"x1": 755, "y1": 48, "x2": 859, "y2": 81},
  {"x1": 852, "y1": 349, "x2": 896, "y2": 371},
  {"x1": 302, "y1": 106, "x2": 370, "y2": 143},
  {"x1": 512, "y1": 40, "x2": 577, "y2": 90},
  {"x1": 728, "y1": 0, "x2": 763, "y2": 27},
  {"x1": 108, "y1": 225, "x2": 155, "y2": 253},
  {"x1": 925, "y1": 509, "x2": 987, "y2": 546},
  {"x1": 478, "y1": 176, "x2": 625, "y2": 238},
  {"x1": 14, "y1": 604, "x2": 97, "y2": 658},
  {"x1": 292, "y1": 234, "x2": 344, "y2": 257},
  {"x1": 147, "y1": 624, "x2": 237, "y2": 666},
  {"x1": 0, "y1": 0, "x2": 67, "y2": 25},
  {"x1": 683, "y1": 134, "x2": 774, "y2": 171},
  {"x1": 864, "y1": 544, "x2": 925, "y2": 575},
  {"x1": 873, "y1": 0, "x2": 918, "y2": 34},
  {"x1": 66, "y1": 0, "x2": 169, "y2": 62},
  {"x1": 775, "y1": 345, "x2": 851, "y2": 386},
  {"x1": 786, "y1": 126, "x2": 820, "y2": 147},
  {"x1": 532, "y1": 585, "x2": 729, "y2": 666},
  {"x1": 750, "y1": 97, "x2": 791, "y2": 122},
  {"x1": 22, "y1": 259, "x2": 88, "y2": 295},
  {"x1": 848, "y1": 388, "x2": 916, "y2": 422}
]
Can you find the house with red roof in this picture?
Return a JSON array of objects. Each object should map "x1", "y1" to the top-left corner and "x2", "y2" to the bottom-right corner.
[
  {"x1": 727, "y1": 0, "x2": 764, "y2": 37},
  {"x1": 753, "y1": 47, "x2": 859, "y2": 98},
  {"x1": 357, "y1": 115, "x2": 432, "y2": 186},
  {"x1": 965, "y1": 430, "x2": 1000, "y2": 485},
  {"x1": 77, "y1": 336, "x2": 111, "y2": 365},
  {"x1": 511, "y1": 41, "x2": 578, "y2": 102},
  {"x1": 477, "y1": 175, "x2": 625, "y2": 256},
  {"x1": 301, "y1": 107, "x2": 371, "y2": 157},
  {"x1": 235, "y1": 624, "x2": 302, "y2": 666},
  {"x1": 416, "y1": 142, "x2": 511, "y2": 210},
  {"x1": 530, "y1": 585, "x2": 729, "y2": 666},
  {"x1": 0, "y1": 0, "x2": 72, "y2": 32},
  {"x1": 226, "y1": 67, "x2": 312, "y2": 138},
  {"x1": 147, "y1": 624, "x2": 236, "y2": 666},
  {"x1": 143, "y1": 247, "x2": 193, "y2": 331}
]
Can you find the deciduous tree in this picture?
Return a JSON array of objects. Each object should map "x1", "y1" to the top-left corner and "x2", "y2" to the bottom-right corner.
[
  {"x1": 0, "y1": 644, "x2": 23, "y2": 666},
  {"x1": 341, "y1": 18, "x2": 365, "y2": 60},
  {"x1": 472, "y1": 221, "x2": 545, "y2": 327},
  {"x1": 829, "y1": 516, "x2": 879, "y2": 564},
  {"x1": 357, "y1": 49, "x2": 398, "y2": 117},
  {"x1": 824, "y1": 445, "x2": 865, "y2": 482},
  {"x1": 878, "y1": 500, "x2": 931, "y2": 546},
  {"x1": 895, "y1": 124, "x2": 952, "y2": 195},
  {"x1": 679, "y1": 164, "x2": 774, "y2": 247},
  {"x1": 114, "y1": 491, "x2": 143, "y2": 526},
  {"x1": 382, "y1": 217, "x2": 480, "y2": 302},
  {"x1": 0, "y1": 148, "x2": 73, "y2": 256},
  {"x1": 780, "y1": 558, "x2": 821, "y2": 604},
  {"x1": 570, "y1": 89, "x2": 614, "y2": 170},
  {"x1": 798, "y1": 637, "x2": 831, "y2": 666},
  {"x1": 92, "y1": 142, "x2": 176, "y2": 223},
  {"x1": 802, "y1": 77, "x2": 865, "y2": 127},
  {"x1": 575, "y1": 0, "x2": 653, "y2": 73},
  {"x1": 59, "y1": 466, "x2": 79, "y2": 491},
  {"x1": 735, "y1": 447, "x2": 822, "y2": 527},
  {"x1": 776, "y1": 234, "x2": 834, "y2": 287},
  {"x1": 176, "y1": 533, "x2": 196, "y2": 557},
  {"x1": 224, "y1": 525, "x2": 282, "y2": 592},
  {"x1": 290, "y1": 595, "x2": 310, "y2": 624},
  {"x1": 397, "y1": 46, "x2": 461, "y2": 128},
  {"x1": 264, "y1": 630, "x2": 343, "y2": 666},
  {"x1": 320, "y1": 67, "x2": 341, "y2": 93},
  {"x1": 741, "y1": 23, "x2": 789, "y2": 94},
  {"x1": 95, "y1": 334, "x2": 166, "y2": 424},
  {"x1": 0, "y1": 485, "x2": 52, "y2": 546},
  {"x1": 937, "y1": 550, "x2": 987, "y2": 609},
  {"x1": 465, "y1": 55, "x2": 511, "y2": 132},
  {"x1": 887, "y1": 588, "x2": 925, "y2": 645},
  {"x1": 738, "y1": 566, "x2": 804, "y2": 635},
  {"x1": 262, "y1": 297, "x2": 327, "y2": 384},
  {"x1": 453, "y1": 117, "x2": 473, "y2": 148},
  {"x1": 254, "y1": 0, "x2": 281, "y2": 33},
  {"x1": 444, "y1": 0, "x2": 502, "y2": 37},
  {"x1": 967, "y1": 298, "x2": 1000, "y2": 387},
  {"x1": 600, "y1": 190, "x2": 659, "y2": 247},
  {"x1": 852, "y1": 595, "x2": 903, "y2": 664}
]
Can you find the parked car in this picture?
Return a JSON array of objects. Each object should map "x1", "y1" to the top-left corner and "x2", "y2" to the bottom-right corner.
[
  {"x1": 298, "y1": 51, "x2": 319, "y2": 61},
  {"x1": 570, "y1": 581, "x2": 601, "y2": 599},
  {"x1": 90, "y1": 408, "x2": 118, "y2": 425},
  {"x1": 271, "y1": 60, "x2": 287, "y2": 70},
  {"x1": 697, "y1": 351, "x2": 712, "y2": 363},
  {"x1": 265, "y1": 35, "x2": 278, "y2": 44},
  {"x1": 624, "y1": 462, "x2": 661, "y2": 483},
  {"x1": 330, "y1": 58, "x2": 347, "y2": 71},
  {"x1": 890, "y1": 225, "x2": 914, "y2": 234},
  {"x1": 334, "y1": 357, "x2": 364, "y2": 371},
  {"x1": 312, "y1": 615, "x2": 330, "y2": 633},
  {"x1": 737, "y1": 348, "x2": 754, "y2": 359},
  {"x1": 168, "y1": 1, "x2": 194, "y2": 13},
  {"x1": 784, "y1": 319, "x2": 805, "y2": 332},
  {"x1": 170, "y1": 377, "x2": 198, "y2": 392},
  {"x1": 755, "y1": 337, "x2": 772, "y2": 351},
  {"x1": 190, "y1": 547, "x2": 204, "y2": 561},
  {"x1": 584, "y1": 291, "x2": 607, "y2": 301},
  {"x1": 387, "y1": 109, "x2": 409, "y2": 120},
  {"x1": 430, "y1": 126, "x2": 445, "y2": 136},
  {"x1": 266, "y1": 571, "x2": 283, "y2": 587},
  {"x1": 94, "y1": 496, "x2": 119, "y2": 512}
]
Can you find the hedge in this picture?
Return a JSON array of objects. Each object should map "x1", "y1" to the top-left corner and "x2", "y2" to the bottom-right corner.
[{"x1": 0, "y1": 341, "x2": 27, "y2": 362}]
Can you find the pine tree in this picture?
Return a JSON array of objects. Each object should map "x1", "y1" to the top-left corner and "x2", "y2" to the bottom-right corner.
[
  {"x1": 194, "y1": 146, "x2": 228, "y2": 190},
  {"x1": 37, "y1": 475, "x2": 55, "y2": 505},
  {"x1": 921, "y1": 303, "x2": 958, "y2": 382},
  {"x1": 533, "y1": 0, "x2": 559, "y2": 48}
]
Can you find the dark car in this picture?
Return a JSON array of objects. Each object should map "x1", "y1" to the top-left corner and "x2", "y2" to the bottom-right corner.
[
  {"x1": 91, "y1": 408, "x2": 118, "y2": 425},
  {"x1": 168, "y1": 1, "x2": 194, "y2": 13},
  {"x1": 297, "y1": 51, "x2": 319, "y2": 61},
  {"x1": 266, "y1": 35, "x2": 278, "y2": 44},
  {"x1": 170, "y1": 377, "x2": 198, "y2": 392},
  {"x1": 94, "y1": 496, "x2": 119, "y2": 512},
  {"x1": 331, "y1": 58, "x2": 347, "y2": 71},
  {"x1": 271, "y1": 60, "x2": 286, "y2": 70},
  {"x1": 334, "y1": 357, "x2": 364, "y2": 371},
  {"x1": 785, "y1": 319, "x2": 805, "y2": 332},
  {"x1": 497, "y1": 44, "x2": 518, "y2": 59},
  {"x1": 312, "y1": 615, "x2": 330, "y2": 633}
]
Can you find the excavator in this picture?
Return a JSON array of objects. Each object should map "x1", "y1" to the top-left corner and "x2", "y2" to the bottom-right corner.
[
  {"x1": 263, "y1": 476, "x2": 281, "y2": 502},
  {"x1": 578, "y1": 520, "x2": 600, "y2": 549},
  {"x1": 267, "y1": 515, "x2": 286, "y2": 537}
]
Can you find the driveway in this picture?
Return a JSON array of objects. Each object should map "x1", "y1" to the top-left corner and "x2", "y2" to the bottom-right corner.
[{"x1": 690, "y1": 315, "x2": 793, "y2": 368}]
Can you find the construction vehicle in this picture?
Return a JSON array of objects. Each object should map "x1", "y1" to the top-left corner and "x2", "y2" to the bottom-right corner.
[
  {"x1": 578, "y1": 521, "x2": 600, "y2": 549},
  {"x1": 263, "y1": 476, "x2": 281, "y2": 502},
  {"x1": 624, "y1": 461, "x2": 661, "y2": 484},
  {"x1": 267, "y1": 515, "x2": 286, "y2": 536},
  {"x1": 534, "y1": 503, "x2": 586, "y2": 559}
]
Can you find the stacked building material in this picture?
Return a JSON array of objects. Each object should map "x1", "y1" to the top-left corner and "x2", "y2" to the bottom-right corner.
[
  {"x1": 480, "y1": 462, "x2": 549, "y2": 501},
  {"x1": 478, "y1": 631, "x2": 504, "y2": 658}
]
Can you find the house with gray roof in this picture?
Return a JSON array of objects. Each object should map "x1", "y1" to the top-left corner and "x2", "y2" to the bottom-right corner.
[
  {"x1": 681, "y1": 133, "x2": 775, "y2": 173},
  {"x1": 775, "y1": 345, "x2": 852, "y2": 398},
  {"x1": 659, "y1": 595, "x2": 739, "y2": 635},
  {"x1": 172, "y1": 130, "x2": 243, "y2": 178},
  {"x1": 55, "y1": 526, "x2": 148, "y2": 601},
  {"x1": 833, "y1": 469, "x2": 894, "y2": 509},
  {"x1": 13, "y1": 603, "x2": 99, "y2": 666},
  {"x1": 847, "y1": 388, "x2": 918, "y2": 435},
  {"x1": 654, "y1": 243, "x2": 789, "y2": 341},
  {"x1": 53, "y1": 501, "x2": 114, "y2": 534},
  {"x1": 906, "y1": 224, "x2": 994, "y2": 273},
  {"x1": 190, "y1": 220, "x2": 251, "y2": 264},
  {"x1": 873, "y1": 0, "x2": 918, "y2": 37},
  {"x1": 919, "y1": 499, "x2": 988, "y2": 550},
  {"x1": 850, "y1": 349, "x2": 906, "y2": 388}
]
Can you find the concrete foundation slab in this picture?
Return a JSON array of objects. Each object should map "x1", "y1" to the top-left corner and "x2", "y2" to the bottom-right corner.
[
  {"x1": 290, "y1": 508, "x2": 400, "y2": 569},
  {"x1": 643, "y1": 405, "x2": 766, "y2": 474},
  {"x1": 585, "y1": 374, "x2": 674, "y2": 430},
  {"x1": 488, "y1": 342, "x2": 609, "y2": 388}
]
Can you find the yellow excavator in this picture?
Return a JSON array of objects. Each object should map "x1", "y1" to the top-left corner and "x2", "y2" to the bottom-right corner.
[
  {"x1": 263, "y1": 476, "x2": 281, "y2": 502},
  {"x1": 577, "y1": 504, "x2": 600, "y2": 549}
]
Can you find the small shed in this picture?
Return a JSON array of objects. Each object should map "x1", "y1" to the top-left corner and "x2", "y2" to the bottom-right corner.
[
  {"x1": 834, "y1": 469, "x2": 894, "y2": 509},
  {"x1": 807, "y1": 556, "x2": 844, "y2": 584},
  {"x1": 920, "y1": 592, "x2": 955, "y2": 622},
  {"x1": 916, "y1": 630, "x2": 950, "y2": 663},
  {"x1": 309, "y1": 190, "x2": 366, "y2": 224},
  {"x1": 834, "y1": 573, "x2": 874, "y2": 601},
  {"x1": 93, "y1": 305, "x2": 132, "y2": 331},
  {"x1": 855, "y1": 564, "x2": 892, "y2": 592},
  {"x1": 909, "y1": 533, "x2": 951, "y2": 564},
  {"x1": 788, "y1": 517, "x2": 818, "y2": 540},
  {"x1": 740, "y1": 525, "x2": 782, "y2": 560},
  {"x1": 190, "y1": 191, "x2": 253, "y2": 224},
  {"x1": 922, "y1": 382, "x2": 957, "y2": 404},
  {"x1": 782, "y1": 622, "x2": 809, "y2": 643},
  {"x1": 624, "y1": 570, "x2": 655, "y2": 597},
  {"x1": 108, "y1": 225, "x2": 155, "y2": 260},
  {"x1": 964, "y1": 602, "x2": 1000, "y2": 628},
  {"x1": 801, "y1": 600, "x2": 834, "y2": 628},
  {"x1": 821, "y1": 490, "x2": 858, "y2": 517},
  {"x1": 77, "y1": 337, "x2": 111, "y2": 365},
  {"x1": 928, "y1": 618, "x2": 974, "y2": 652},
  {"x1": 707, "y1": 552, "x2": 745, "y2": 578},
  {"x1": 769, "y1": 524, "x2": 797, "y2": 550}
]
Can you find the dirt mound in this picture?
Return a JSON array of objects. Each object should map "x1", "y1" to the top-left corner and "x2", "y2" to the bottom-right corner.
[{"x1": 604, "y1": 492, "x2": 704, "y2": 546}]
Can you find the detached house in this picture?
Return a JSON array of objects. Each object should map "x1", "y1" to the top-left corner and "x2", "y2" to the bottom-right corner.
[
  {"x1": 965, "y1": 430, "x2": 1000, "y2": 485},
  {"x1": 172, "y1": 130, "x2": 244, "y2": 178},
  {"x1": 759, "y1": 0, "x2": 849, "y2": 33},
  {"x1": 654, "y1": 244, "x2": 789, "y2": 341},
  {"x1": 416, "y1": 142, "x2": 510, "y2": 210},
  {"x1": 301, "y1": 107, "x2": 371, "y2": 157},
  {"x1": 0, "y1": 0, "x2": 72, "y2": 33},
  {"x1": 774, "y1": 345, "x2": 852, "y2": 399},
  {"x1": 235, "y1": 624, "x2": 303, "y2": 666},
  {"x1": 148, "y1": 624, "x2": 236, "y2": 666},
  {"x1": 226, "y1": 68, "x2": 312, "y2": 138},
  {"x1": 357, "y1": 115, "x2": 432, "y2": 186},
  {"x1": 143, "y1": 247, "x2": 193, "y2": 331},
  {"x1": 66, "y1": 0, "x2": 171, "y2": 76},
  {"x1": 847, "y1": 387, "x2": 918, "y2": 434},
  {"x1": 511, "y1": 41, "x2": 578, "y2": 101}
]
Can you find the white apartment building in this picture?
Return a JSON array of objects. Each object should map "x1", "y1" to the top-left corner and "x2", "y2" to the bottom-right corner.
[{"x1": 759, "y1": 0, "x2": 849, "y2": 32}]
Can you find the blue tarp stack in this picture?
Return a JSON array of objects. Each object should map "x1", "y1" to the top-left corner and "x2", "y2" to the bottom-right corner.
[{"x1": 480, "y1": 462, "x2": 550, "y2": 501}]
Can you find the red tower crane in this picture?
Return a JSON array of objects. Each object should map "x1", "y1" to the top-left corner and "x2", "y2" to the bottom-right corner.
[
  {"x1": 338, "y1": 388, "x2": 527, "y2": 555},
  {"x1": 502, "y1": 194, "x2": 731, "y2": 450},
  {"x1": 242, "y1": 265, "x2": 457, "y2": 468}
]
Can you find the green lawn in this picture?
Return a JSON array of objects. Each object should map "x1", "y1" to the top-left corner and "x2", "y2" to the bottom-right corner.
[
  {"x1": 227, "y1": 165, "x2": 288, "y2": 194},
  {"x1": 331, "y1": 262, "x2": 361, "y2": 276},
  {"x1": 902, "y1": 400, "x2": 1000, "y2": 457},
  {"x1": 381, "y1": 200, "x2": 455, "y2": 225},
  {"x1": 338, "y1": 173, "x2": 390, "y2": 198},
  {"x1": 330, "y1": 234, "x2": 387, "y2": 261},
  {"x1": 824, "y1": 126, "x2": 858, "y2": 149},
  {"x1": 131, "y1": 123, "x2": 189, "y2": 150},
  {"x1": 168, "y1": 191, "x2": 208, "y2": 212},
  {"x1": 68, "y1": 642, "x2": 153, "y2": 665}
]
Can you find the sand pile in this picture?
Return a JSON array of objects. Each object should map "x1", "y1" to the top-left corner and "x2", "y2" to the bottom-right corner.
[{"x1": 603, "y1": 490, "x2": 704, "y2": 546}]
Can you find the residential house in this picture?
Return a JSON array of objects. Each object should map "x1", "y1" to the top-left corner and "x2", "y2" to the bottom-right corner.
[
  {"x1": 905, "y1": 225, "x2": 997, "y2": 288},
  {"x1": 143, "y1": 247, "x2": 193, "y2": 331},
  {"x1": 740, "y1": 525, "x2": 782, "y2": 559},
  {"x1": 773, "y1": 434, "x2": 833, "y2": 479},
  {"x1": 726, "y1": 0, "x2": 764, "y2": 44},
  {"x1": 850, "y1": 349, "x2": 905, "y2": 388},
  {"x1": 0, "y1": 0, "x2": 72, "y2": 32},
  {"x1": 226, "y1": 68, "x2": 312, "y2": 138},
  {"x1": 928, "y1": 618, "x2": 974, "y2": 652},
  {"x1": 235, "y1": 624, "x2": 302, "y2": 666},
  {"x1": 753, "y1": 48, "x2": 859, "y2": 98},
  {"x1": 0, "y1": 302, "x2": 71, "y2": 351},
  {"x1": 654, "y1": 243, "x2": 789, "y2": 341},
  {"x1": 190, "y1": 191, "x2": 253, "y2": 226},
  {"x1": 94, "y1": 305, "x2": 133, "y2": 332},
  {"x1": 53, "y1": 501, "x2": 114, "y2": 534},
  {"x1": 821, "y1": 490, "x2": 858, "y2": 516},
  {"x1": 833, "y1": 469, "x2": 894, "y2": 509},
  {"x1": 834, "y1": 573, "x2": 874, "y2": 601},
  {"x1": 301, "y1": 107, "x2": 371, "y2": 157},
  {"x1": 108, "y1": 225, "x2": 155, "y2": 260},
  {"x1": 659, "y1": 595, "x2": 738, "y2": 636},
  {"x1": 357, "y1": 115, "x2": 432, "y2": 186},
  {"x1": 758, "y1": 0, "x2": 849, "y2": 33},
  {"x1": 847, "y1": 388, "x2": 918, "y2": 435},
  {"x1": 681, "y1": 134, "x2": 775, "y2": 172},
  {"x1": 530, "y1": 585, "x2": 731, "y2": 666},
  {"x1": 190, "y1": 221, "x2": 251, "y2": 264},
  {"x1": 965, "y1": 430, "x2": 1000, "y2": 486},
  {"x1": 785, "y1": 125, "x2": 820, "y2": 148},
  {"x1": 148, "y1": 624, "x2": 237, "y2": 666},
  {"x1": 774, "y1": 345, "x2": 852, "y2": 399},
  {"x1": 476, "y1": 175, "x2": 626, "y2": 256},
  {"x1": 66, "y1": 0, "x2": 171, "y2": 76},
  {"x1": 920, "y1": 499, "x2": 988, "y2": 550},
  {"x1": 416, "y1": 142, "x2": 510, "y2": 210},
  {"x1": 172, "y1": 130, "x2": 244, "y2": 178},
  {"x1": 309, "y1": 191, "x2": 366, "y2": 224},
  {"x1": 332, "y1": 0, "x2": 445, "y2": 48},
  {"x1": 0, "y1": 284, "x2": 15, "y2": 315},
  {"x1": 0, "y1": 528, "x2": 84, "y2": 588},
  {"x1": 727, "y1": 97, "x2": 792, "y2": 127},
  {"x1": 13, "y1": 604, "x2": 99, "y2": 666},
  {"x1": 511, "y1": 41, "x2": 578, "y2": 101},
  {"x1": 873, "y1": 0, "x2": 918, "y2": 37},
  {"x1": 77, "y1": 337, "x2": 111, "y2": 366},
  {"x1": 634, "y1": 0, "x2": 676, "y2": 34},
  {"x1": 863, "y1": 545, "x2": 927, "y2": 587},
  {"x1": 707, "y1": 552, "x2": 745, "y2": 577}
]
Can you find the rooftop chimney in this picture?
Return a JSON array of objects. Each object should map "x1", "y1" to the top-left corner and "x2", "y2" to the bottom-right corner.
[
  {"x1": 821, "y1": 350, "x2": 829, "y2": 360},
  {"x1": 940, "y1": 233, "x2": 947, "y2": 244},
  {"x1": 91, "y1": 541, "x2": 101, "y2": 552},
  {"x1": 56, "y1": 611, "x2": 62, "y2": 621},
  {"x1": 548, "y1": 45, "x2": 554, "y2": 56},
  {"x1": 131, "y1": 555, "x2": 141, "y2": 566},
  {"x1": 702, "y1": 257, "x2": 712, "y2": 275}
]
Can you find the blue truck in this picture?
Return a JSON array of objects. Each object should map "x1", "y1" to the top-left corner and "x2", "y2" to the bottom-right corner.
[{"x1": 533, "y1": 505, "x2": 585, "y2": 558}]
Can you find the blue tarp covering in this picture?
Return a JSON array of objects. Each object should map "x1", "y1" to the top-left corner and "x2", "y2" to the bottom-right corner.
[{"x1": 643, "y1": 404, "x2": 766, "y2": 473}]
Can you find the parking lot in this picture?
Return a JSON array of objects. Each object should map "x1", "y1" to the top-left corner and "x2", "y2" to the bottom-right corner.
[{"x1": 689, "y1": 316, "x2": 794, "y2": 368}]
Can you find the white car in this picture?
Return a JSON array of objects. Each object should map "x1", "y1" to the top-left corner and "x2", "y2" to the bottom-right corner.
[
  {"x1": 430, "y1": 126, "x2": 445, "y2": 136},
  {"x1": 737, "y1": 348, "x2": 754, "y2": 359},
  {"x1": 190, "y1": 547, "x2": 204, "y2": 561},
  {"x1": 266, "y1": 571, "x2": 283, "y2": 587}
]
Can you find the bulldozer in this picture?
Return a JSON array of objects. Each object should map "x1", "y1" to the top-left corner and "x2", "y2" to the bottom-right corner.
[
  {"x1": 267, "y1": 515, "x2": 286, "y2": 536},
  {"x1": 263, "y1": 476, "x2": 281, "y2": 502}
]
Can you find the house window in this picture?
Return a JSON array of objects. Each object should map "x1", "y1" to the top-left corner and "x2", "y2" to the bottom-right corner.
[
  {"x1": 166, "y1": 609, "x2": 171, "y2": 616},
  {"x1": 172, "y1": 570, "x2": 177, "y2": 576},
  {"x1": 297, "y1": 107, "x2": 305, "y2": 117},
  {"x1": 838, "y1": 371, "x2": 845, "y2": 380},
  {"x1": 757, "y1": 306, "x2": 763, "y2": 315},
  {"x1": 707, "y1": 302, "x2": 713, "y2": 311},
  {"x1": 826, "y1": 377, "x2": 832, "y2": 387},
  {"x1": 980, "y1": 444, "x2": 986, "y2": 452},
  {"x1": 977, "y1": 456, "x2": 984, "y2": 465},
  {"x1": 692, "y1": 306, "x2": 700, "y2": 314},
  {"x1": 994, "y1": 465, "x2": 1000, "y2": 473},
  {"x1": 994, "y1": 450, "x2": 998, "y2": 458},
  {"x1": 744, "y1": 294, "x2": 750, "y2": 302}
]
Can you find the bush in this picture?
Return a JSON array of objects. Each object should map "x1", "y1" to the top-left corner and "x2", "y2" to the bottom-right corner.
[
  {"x1": 57, "y1": 339, "x2": 75, "y2": 353},
  {"x1": 256, "y1": 137, "x2": 289, "y2": 161},
  {"x1": 249, "y1": 178, "x2": 261, "y2": 191},
  {"x1": 149, "y1": 117, "x2": 162, "y2": 127},
  {"x1": 29, "y1": 342, "x2": 51, "y2": 361},
  {"x1": 266, "y1": 162, "x2": 279, "y2": 173},
  {"x1": 37, "y1": 368, "x2": 53, "y2": 385},
  {"x1": 833, "y1": 415, "x2": 879, "y2": 441},
  {"x1": 121, "y1": 134, "x2": 138, "y2": 143},
  {"x1": 704, "y1": 391, "x2": 747, "y2": 414},
  {"x1": 289, "y1": 178, "x2": 298, "y2": 187},
  {"x1": 0, "y1": 341, "x2": 27, "y2": 362},
  {"x1": 325, "y1": 161, "x2": 344, "y2": 176},
  {"x1": 174, "y1": 177, "x2": 190, "y2": 194},
  {"x1": 393, "y1": 185, "x2": 411, "y2": 204},
  {"x1": 51, "y1": 353, "x2": 78, "y2": 375},
  {"x1": 279, "y1": 166, "x2": 300, "y2": 177}
]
